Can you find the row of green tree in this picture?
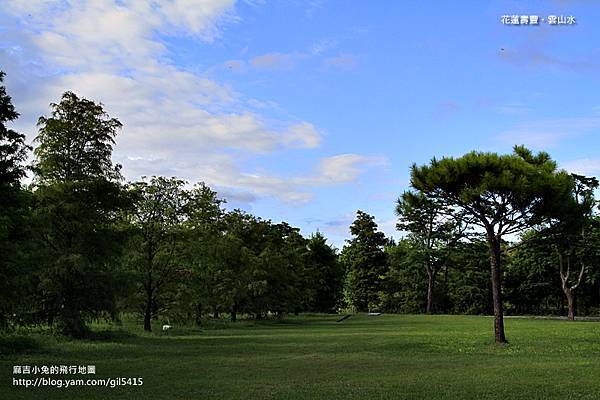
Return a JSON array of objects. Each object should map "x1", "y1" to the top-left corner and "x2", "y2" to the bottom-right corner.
[
  {"x1": 1, "y1": 72, "x2": 599, "y2": 344},
  {"x1": 0, "y1": 73, "x2": 343, "y2": 337}
]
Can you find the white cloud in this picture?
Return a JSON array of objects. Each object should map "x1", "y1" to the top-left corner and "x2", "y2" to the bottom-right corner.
[
  {"x1": 214, "y1": 153, "x2": 386, "y2": 204},
  {"x1": 117, "y1": 152, "x2": 386, "y2": 204},
  {"x1": 311, "y1": 154, "x2": 387, "y2": 184},
  {"x1": 157, "y1": 0, "x2": 237, "y2": 39},
  {"x1": 561, "y1": 159, "x2": 600, "y2": 177},
  {"x1": 282, "y1": 122, "x2": 322, "y2": 149},
  {"x1": 2, "y1": 0, "x2": 382, "y2": 205}
]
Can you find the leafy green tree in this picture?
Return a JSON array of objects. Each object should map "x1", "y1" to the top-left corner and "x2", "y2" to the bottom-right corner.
[
  {"x1": 33, "y1": 91, "x2": 122, "y2": 183},
  {"x1": 176, "y1": 182, "x2": 225, "y2": 324},
  {"x1": 264, "y1": 222, "x2": 309, "y2": 316},
  {"x1": 32, "y1": 92, "x2": 127, "y2": 337},
  {"x1": 383, "y1": 239, "x2": 427, "y2": 313},
  {"x1": 0, "y1": 71, "x2": 32, "y2": 327},
  {"x1": 220, "y1": 210, "x2": 268, "y2": 319},
  {"x1": 0, "y1": 72, "x2": 30, "y2": 187},
  {"x1": 126, "y1": 176, "x2": 187, "y2": 332},
  {"x1": 503, "y1": 230, "x2": 563, "y2": 315},
  {"x1": 306, "y1": 232, "x2": 343, "y2": 313},
  {"x1": 205, "y1": 233, "x2": 258, "y2": 321},
  {"x1": 411, "y1": 146, "x2": 573, "y2": 343},
  {"x1": 383, "y1": 239, "x2": 492, "y2": 315},
  {"x1": 341, "y1": 211, "x2": 389, "y2": 312},
  {"x1": 396, "y1": 191, "x2": 466, "y2": 313},
  {"x1": 530, "y1": 175, "x2": 600, "y2": 320},
  {"x1": 446, "y1": 240, "x2": 491, "y2": 315}
]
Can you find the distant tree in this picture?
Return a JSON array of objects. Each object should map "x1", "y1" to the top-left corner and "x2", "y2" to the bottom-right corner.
[
  {"x1": 220, "y1": 210, "x2": 268, "y2": 320},
  {"x1": 536, "y1": 174, "x2": 600, "y2": 320},
  {"x1": 273, "y1": 222, "x2": 311, "y2": 315},
  {"x1": 191, "y1": 209, "x2": 312, "y2": 321},
  {"x1": 411, "y1": 146, "x2": 573, "y2": 343},
  {"x1": 195, "y1": 209, "x2": 264, "y2": 321},
  {"x1": 253, "y1": 220, "x2": 308, "y2": 317},
  {"x1": 32, "y1": 92, "x2": 127, "y2": 337},
  {"x1": 178, "y1": 182, "x2": 225, "y2": 324},
  {"x1": 445, "y1": 240, "x2": 491, "y2": 315},
  {"x1": 306, "y1": 232, "x2": 343, "y2": 313},
  {"x1": 383, "y1": 239, "x2": 427, "y2": 313},
  {"x1": 341, "y1": 211, "x2": 389, "y2": 312},
  {"x1": 384, "y1": 239, "x2": 492, "y2": 315},
  {"x1": 204, "y1": 232, "x2": 258, "y2": 322},
  {"x1": 126, "y1": 176, "x2": 187, "y2": 332},
  {"x1": 396, "y1": 191, "x2": 467, "y2": 314},
  {"x1": 503, "y1": 230, "x2": 562, "y2": 315},
  {"x1": 0, "y1": 71, "x2": 32, "y2": 327}
]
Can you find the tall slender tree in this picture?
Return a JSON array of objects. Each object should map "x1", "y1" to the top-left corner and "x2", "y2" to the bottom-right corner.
[
  {"x1": 341, "y1": 211, "x2": 389, "y2": 312},
  {"x1": 0, "y1": 71, "x2": 30, "y2": 187},
  {"x1": 33, "y1": 92, "x2": 126, "y2": 337},
  {"x1": 127, "y1": 176, "x2": 188, "y2": 332},
  {"x1": 0, "y1": 71, "x2": 32, "y2": 327},
  {"x1": 396, "y1": 191, "x2": 467, "y2": 314},
  {"x1": 307, "y1": 232, "x2": 343, "y2": 313}
]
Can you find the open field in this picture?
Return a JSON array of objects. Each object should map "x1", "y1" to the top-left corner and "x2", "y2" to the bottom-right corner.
[{"x1": 2, "y1": 314, "x2": 600, "y2": 399}]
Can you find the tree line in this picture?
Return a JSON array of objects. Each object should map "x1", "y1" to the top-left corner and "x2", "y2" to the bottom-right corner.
[{"x1": 1, "y1": 72, "x2": 599, "y2": 343}]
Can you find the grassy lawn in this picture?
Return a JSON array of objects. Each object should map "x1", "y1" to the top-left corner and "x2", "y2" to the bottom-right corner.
[{"x1": 2, "y1": 314, "x2": 600, "y2": 399}]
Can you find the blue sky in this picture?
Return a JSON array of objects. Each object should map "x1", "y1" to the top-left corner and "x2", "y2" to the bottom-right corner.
[{"x1": 2, "y1": 0, "x2": 600, "y2": 247}]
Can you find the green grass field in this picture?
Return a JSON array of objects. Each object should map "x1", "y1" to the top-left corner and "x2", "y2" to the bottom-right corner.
[{"x1": 2, "y1": 314, "x2": 600, "y2": 399}]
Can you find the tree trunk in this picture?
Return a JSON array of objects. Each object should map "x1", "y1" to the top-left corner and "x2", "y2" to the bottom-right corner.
[
  {"x1": 195, "y1": 303, "x2": 202, "y2": 326},
  {"x1": 144, "y1": 254, "x2": 154, "y2": 332},
  {"x1": 143, "y1": 289, "x2": 152, "y2": 332},
  {"x1": 426, "y1": 269, "x2": 436, "y2": 314},
  {"x1": 565, "y1": 290, "x2": 575, "y2": 321},
  {"x1": 443, "y1": 265, "x2": 449, "y2": 313},
  {"x1": 487, "y1": 234, "x2": 507, "y2": 343},
  {"x1": 559, "y1": 253, "x2": 584, "y2": 322},
  {"x1": 231, "y1": 304, "x2": 237, "y2": 322}
]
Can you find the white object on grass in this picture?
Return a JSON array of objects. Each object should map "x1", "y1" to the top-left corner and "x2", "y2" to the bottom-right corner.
[
  {"x1": 367, "y1": 312, "x2": 382, "y2": 316},
  {"x1": 162, "y1": 318, "x2": 173, "y2": 331}
]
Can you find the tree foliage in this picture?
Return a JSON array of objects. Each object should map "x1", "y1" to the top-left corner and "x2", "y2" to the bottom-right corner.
[
  {"x1": 32, "y1": 92, "x2": 127, "y2": 337},
  {"x1": 0, "y1": 72, "x2": 32, "y2": 327},
  {"x1": 396, "y1": 191, "x2": 467, "y2": 313},
  {"x1": 341, "y1": 210, "x2": 389, "y2": 312},
  {"x1": 34, "y1": 91, "x2": 122, "y2": 183}
]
